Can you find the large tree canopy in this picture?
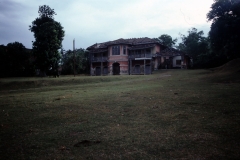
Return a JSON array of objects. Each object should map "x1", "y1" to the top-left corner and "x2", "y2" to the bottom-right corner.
[
  {"x1": 0, "y1": 42, "x2": 35, "y2": 77},
  {"x1": 207, "y1": 0, "x2": 240, "y2": 60},
  {"x1": 156, "y1": 34, "x2": 177, "y2": 48},
  {"x1": 61, "y1": 48, "x2": 90, "y2": 75},
  {"x1": 177, "y1": 28, "x2": 209, "y2": 68},
  {"x1": 29, "y1": 5, "x2": 64, "y2": 76}
]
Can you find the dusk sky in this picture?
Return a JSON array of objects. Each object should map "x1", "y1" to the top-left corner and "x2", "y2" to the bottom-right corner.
[{"x1": 0, "y1": 0, "x2": 213, "y2": 50}]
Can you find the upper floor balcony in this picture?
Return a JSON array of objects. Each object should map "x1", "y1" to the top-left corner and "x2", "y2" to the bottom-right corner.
[
  {"x1": 128, "y1": 53, "x2": 152, "y2": 59},
  {"x1": 91, "y1": 56, "x2": 108, "y2": 62}
]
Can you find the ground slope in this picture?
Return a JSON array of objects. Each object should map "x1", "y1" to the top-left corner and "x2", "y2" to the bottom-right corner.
[{"x1": 209, "y1": 58, "x2": 240, "y2": 83}]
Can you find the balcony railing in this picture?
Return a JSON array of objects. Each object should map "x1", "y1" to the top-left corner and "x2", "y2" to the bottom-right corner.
[
  {"x1": 91, "y1": 54, "x2": 152, "y2": 61},
  {"x1": 129, "y1": 53, "x2": 152, "y2": 59},
  {"x1": 91, "y1": 57, "x2": 108, "y2": 62}
]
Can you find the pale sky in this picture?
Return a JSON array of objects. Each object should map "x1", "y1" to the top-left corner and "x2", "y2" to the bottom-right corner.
[{"x1": 0, "y1": 0, "x2": 213, "y2": 50}]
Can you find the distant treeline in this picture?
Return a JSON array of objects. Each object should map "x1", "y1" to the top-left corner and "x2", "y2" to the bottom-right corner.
[
  {"x1": 0, "y1": 42, "x2": 90, "y2": 77},
  {"x1": 60, "y1": 48, "x2": 90, "y2": 75},
  {"x1": 0, "y1": 42, "x2": 35, "y2": 77},
  {"x1": 157, "y1": 0, "x2": 240, "y2": 69}
]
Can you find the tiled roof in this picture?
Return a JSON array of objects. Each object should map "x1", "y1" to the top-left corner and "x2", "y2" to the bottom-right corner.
[
  {"x1": 108, "y1": 38, "x2": 130, "y2": 45},
  {"x1": 158, "y1": 48, "x2": 184, "y2": 56},
  {"x1": 90, "y1": 49, "x2": 108, "y2": 53},
  {"x1": 128, "y1": 44, "x2": 155, "y2": 50},
  {"x1": 87, "y1": 37, "x2": 162, "y2": 51},
  {"x1": 125, "y1": 37, "x2": 158, "y2": 44}
]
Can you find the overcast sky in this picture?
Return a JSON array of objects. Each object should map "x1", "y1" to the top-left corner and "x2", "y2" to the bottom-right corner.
[{"x1": 0, "y1": 0, "x2": 213, "y2": 50}]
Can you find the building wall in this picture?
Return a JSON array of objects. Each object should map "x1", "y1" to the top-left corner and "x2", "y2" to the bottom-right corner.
[
  {"x1": 154, "y1": 58, "x2": 158, "y2": 69},
  {"x1": 151, "y1": 45, "x2": 161, "y2": 69},
  {"x1": 152, "y1": 45, "x2": 160, "y2": 55},
  {"x1": 155, "y1": 45, "x2": 160, "y2": 53},
  {"x1": 172, "y1": 56, "x2": 182, "y2": 68},
  {"x1": 108, "y1": 61, "x2": 128, "y2": 75},
  {"x1": 108, "y1": 45, "x2": 128, "y2": 56},
  {"x1": 108, "y1": 45, "x2": 129, "y2": 75},
  {"x1": 161, "y1": 57, "x2": 164, "y2": 63},
  {"x1": 108, "y1": 45, "x2": 128, "y2": 61}
]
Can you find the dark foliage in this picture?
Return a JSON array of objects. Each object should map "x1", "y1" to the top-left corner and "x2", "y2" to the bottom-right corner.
[
  {"x1": 207, "y1": 0, "x2": 240, "y2": 61},
  {"x1": 178, "y1": 28, "x2": 211, "y2": 68},
  {"x1": 0, "y1": 42, "x2": 35, "y2": 77},
  {"x1": 156, "y1": 34, "x2": 177, "y2": 48},
  {"x1": 38, "y1": 5, "x2": 56, "y2": 18},
  {"x1": 61, "y1": 48, "x2": 90, "y2": 75},
  {"x1": 29, "y1": 5, "x2": 64, "y2": 76}
]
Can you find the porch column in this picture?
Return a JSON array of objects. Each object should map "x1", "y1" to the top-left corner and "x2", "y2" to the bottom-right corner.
[
  {"x1": 130, "y1": 59, "x2": 132, "y2": 75},
  {"x1": 101, "y1": 62, "x2": 103, "y2": 76},
  {"x1": 90, "y1": 52, "x2": 92, "y2": 76},
  {"x1": 90, "y1": 63, "x2": 92, "y2": 76},
  {"x1": 144, "y1": 59, "x2": 146, "y2": 75},
  {"x1": 151, "y1": 59, "x2": 152, "y2": 74},
  {"x1": 101, "y1": 52, "x2": 103, "y2": 76}
]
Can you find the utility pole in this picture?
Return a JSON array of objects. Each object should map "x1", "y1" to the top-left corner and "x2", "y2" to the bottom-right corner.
[{"x1": 73, "y1": 39, "x2": 75, "y2": 77}]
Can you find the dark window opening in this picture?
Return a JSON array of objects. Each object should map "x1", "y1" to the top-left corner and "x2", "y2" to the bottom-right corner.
[
  {"x1": 95, "y1": 67, "x2": 101, "y2": 76},
  {"x1": 176, "y1": 60, "x2": 181, "y2": 65},
  {"x1": 103, "y1": 67, "x2": 108, "y2": 75},
  {"x1": 123, "y1": 46, "x2": 126, "y2": 55},
  {"x1": 112, "y1": 46, "x2": 120, "y2": 55},
  {"x1": 146, "y1": 49, "x2": 151, "y2": 54},
  {"x1": 145, "y1": 65, "x2": 151, "y2": 75},
  {"x1": 135, "y1": 65, "x2": 140, "y2": 74}
]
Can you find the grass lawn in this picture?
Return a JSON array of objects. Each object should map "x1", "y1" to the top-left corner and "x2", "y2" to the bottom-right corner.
[{"x1": 0, "y1": 69, "x2": 240, "y2": 159}]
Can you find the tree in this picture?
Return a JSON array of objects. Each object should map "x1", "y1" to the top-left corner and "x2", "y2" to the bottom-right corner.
[
  {"x1": 0, "y1": 45, "x2": 8, "y2": 77},
  {"x1": 207, "y1": 0, "x2": 240, "y2": 60},
  {"x1": 0, "y1": 42, "x2": 35, "y2": 77},
  {"x1": 29, "y1": 5, "x2": 65, "y2": 76},
  {"x1": 7, "y1": 42, "x2": 28, "y2": 76},
  {"x1": 177, "y1": 28, "x2": 210, "y2": 68},
  {"x1": 61, "y1": 48, "x2": 90, "y2": 75},
  {"x1": 156, "y1": 34, "x2": 177, "y2": 48}
]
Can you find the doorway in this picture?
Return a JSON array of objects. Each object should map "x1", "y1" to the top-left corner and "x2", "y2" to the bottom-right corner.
[
  {"x1": 112, "y1": 63, "x2": 120, "y2": 75},
  {"x1": 95, "y1": 67, "x2": 101, "y2": 76},
  {"x1": 135, "y1": 65, "x2": 140, "y2": 74},
  {"x1": 103, "y1": 66, "x2": 108, "y2": 75},
  {"x1": 145, "y1": 65, "x2": 151, "y2": 75}
]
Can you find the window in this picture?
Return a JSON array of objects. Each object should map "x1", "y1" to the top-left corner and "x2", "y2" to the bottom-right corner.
[
  {"x1": 176, "y1": 60, "x2": 181, "y2": 65},
  {"x1": 112, "y1": 46, "x2": 120, "y2": 55},
  {"x1": 123, "y1": 46, "x2": 126, "y2": 55},
  {"x1": 146, "y1": 49, "x2": 151, "y2": 54}
]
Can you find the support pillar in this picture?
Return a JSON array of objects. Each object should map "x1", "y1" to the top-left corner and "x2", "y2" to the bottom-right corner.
[
  {"x1": 151, "y1": 59, "x2": 152, "y2": 74},
  {"x1": 130, "y1": 60, "x2": 132, "y2": 75},
  {"x1": 101, "y1": 52, "x2": 103, "y2": 76},
  {"x1": 90, "y1": 63, "x2": 92, "y2": 76},
  {"x1": 144, "y1": 59, "x2": 146, "y2": 75},
  {"x1": 101, "y1": 62, "x2": 103, "y2": 76}
]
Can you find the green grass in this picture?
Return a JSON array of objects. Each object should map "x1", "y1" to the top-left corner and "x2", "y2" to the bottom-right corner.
[{"x1": 0, "y1": 69, "x2": 240, "y2": 159}]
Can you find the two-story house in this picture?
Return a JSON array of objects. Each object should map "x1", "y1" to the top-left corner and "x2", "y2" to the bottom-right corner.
[{"x1": 87, "y1": 37, "x2": 190, "y2": 76}]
